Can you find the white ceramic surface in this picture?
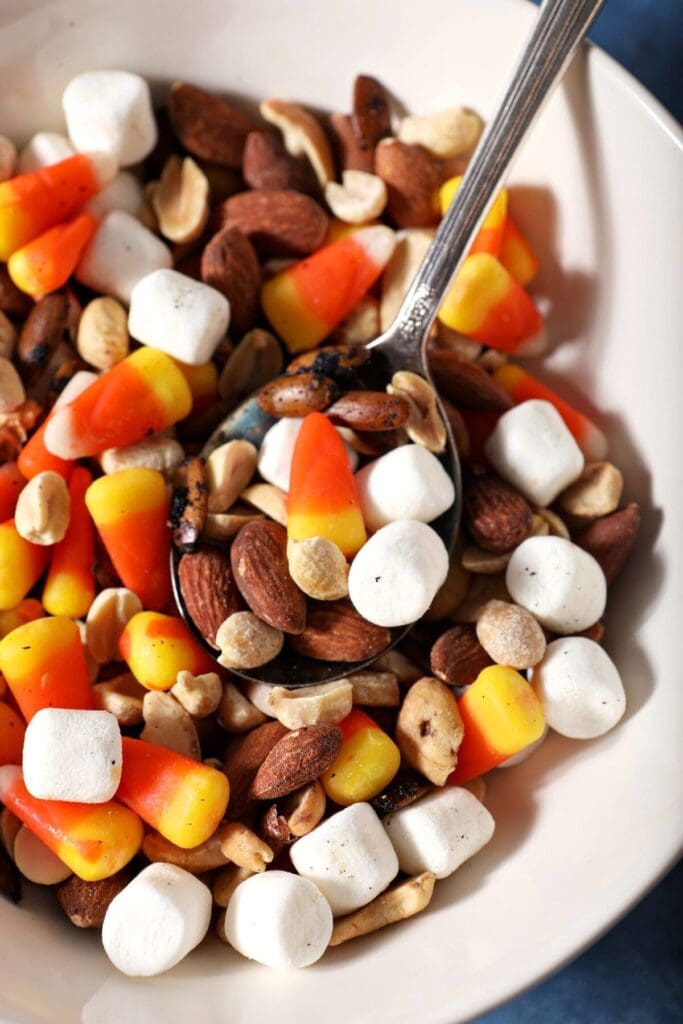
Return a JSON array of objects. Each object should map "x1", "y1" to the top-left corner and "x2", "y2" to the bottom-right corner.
[{"x1": 0, "y1": 1, "x2": 681, "y2": 1021}]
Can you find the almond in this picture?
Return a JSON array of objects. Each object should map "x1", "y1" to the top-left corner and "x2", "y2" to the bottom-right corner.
[
  {"x1": 352, "y1": 75, "x2": 392, "y2": 156},
  {"x1": 230, "y1": 520, "x2": 306, "y2": 633},
  {"x1": 168, "y1": 82, "x2": 257, "y2": 168},
  {"x1": 329, "y1": 113, "x2": 374, "y2": 174},
  {"x1": 463, "y1": 474, "x2": 533, "y2": 554},
  {"x1": 574, "y1": 502, "x2": 640, "y2": 584},
  {"x1": 201, "y1": 226, "x2": 261, "y2": 336},
  {"x1": 430, "y1": 623, "x2": 493, "y2": 685},
  {"x1": 326, "y1": 390, "x2": 409, "y2": 431},
  {"x1": 289, "y1": 600, "x2": 391, "y2": 662},
  {"x1": 170, "y1": 456, "x2": 208, "y2": 552},
  {"x1": 178, "y1": 547, "x2": 243, "y2": 646},
  {"x1": 374, "y1": 138, "x2": 441, "y2": 228},
  {"x1": 257, "y1": 371, "x2": 339, "y2": 418},
  {"x1": 249, "y1": 724, "x2": 343, "y2": 800},
  {"x1": 218, "y1": 328, "x2": 283, "y2": 407},
  {"x1": 223, "y1": 720, "x2": 289, "y2": 818},
  {"x1": 17, "y1": 293, "x2": 69, "y2": 381},
  {"x1": 56, "y1": 873, "x2": 128, "y2": 928},
  {"x1": 428, "y1": 348, "x2": 513, "y2": 411},
  {"x1": 219, "y1": 189, "x2": 329, "y2": 257},
  {"x1": 441, "y1": 397, "x2": 471, "y2": 458},
  {"x1": 242, "y1": 131, "x2": 316, "y2": 193}
]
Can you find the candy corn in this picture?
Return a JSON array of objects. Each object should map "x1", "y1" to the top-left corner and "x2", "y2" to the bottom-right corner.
[
  {"x1": 322, "y1": 708, "x2": 401, "y2": 805},
  {"x1": 448, "y1": 665, "x2": 545, "y2": 783},
  {"x1": 438, "y1": 253, "x2": 545, "y2": 353},
  {"x1": 0, "y1": 616, "x2": 94, "y2": 721},
  {"x1": 173, "y1": 359, "x2": 219, "y2": 415},
  {"x1": 8, "y1": 212, "x2": 98, "y2": 297},
  {"x1": 492, "y1": 363, "x2": 608, "y2": 460},
  {"x1": 85, "y1": 468, "x2": 172, "y2": 611},
  {"x1": 0, "y1": 598, "x2": 44, "y2": 639},
  {"x1": 261, "y1": 225, "x2": 395, "y2": 353},
  {"x1": 499, "y1": 215, "x2": 539, "y2": 286},
  {"x1": 118, "y1": 612, "x2": 217, "y2": 691},
  {"x1": 17, "y1": 370, "x2": 97, "y2": 480},
  {"x1": 42, "y1": 467, "x2": 96, "y2": 618},
  {"x1": 439, "y1": 176, "x2": 508, "y2": 257},
  {"x1": 0, "y1": 520, "x2": 50, "y2": 610},
  {"x1": 117, "y1": 737, "x2": 230, "y2": 848},
  {"x1": 287, "y1": 412, "x2": 367, "y2": 557},
  {"x1": 0, "y1": 764, "x2": 143, "y2": 880},
  {"x1": 43, "y1": 347, "x2": 192, "y2": 460},
  {"x1": 0, "y1": 153, "x2": 110, "y2": 261},
  {"x1": 0, "y1": 703, "x2": 25, "y2": 766},
  {"x1": 0, "y1": 462, "x2": 26, "y2": 521}
]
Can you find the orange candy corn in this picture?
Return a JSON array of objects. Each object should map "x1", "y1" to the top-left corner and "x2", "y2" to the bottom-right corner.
[
  {"x1": 322, "y1": 708, "x2": 401, "y2": 805},
  {"x1": 438, "y1": 253, "x2": 545, "y2": 354},
  {"x1": 42, "y1": 467, "x2": 96, "y2": 618},
  {"x1": 119, "y1": 612, "x2": 217, "y2": 691},
  {"x1": 85, "y1": 468, "x2": 172, "y2": 611},
  {"x1": 0, "y1": 462, "x2": 26, "y2": 521},
  {"x1": 448, "y1": 665, "x2": 545, "y2": 783},
  {"x1": 439, "y1": 176, "x2": 508, "y2": 257},
  {"x1": 499, "y1": 215, "x2": 539, "y2": 286},
  {"x1": 0, "y1": 153, "x2": 108, "y2": 261},
  {"x1": 287, "y1": 412, "x2": 367, "y2": 557},
  {"x1": 8, "y1": 212, "x2": 98, "y2": 297},
  {"x1": 0, "y1": 598, "x2": 44, "y2": 640},
  {"x1": 0, "y1": 765, "x2": 143, "y2": 881},
  {"x1": 0, "y1": 703, "x2": 25, "y2": 766},
  {"x1": 18, "y1": 370, "x2": 96, "y2": 480},
  {"x1": 174, "y1": 358, "x2": 219, "y2": 415},
  {"x1": 492, "y1": 363, "x2": 608, "y2": 460},
  {"x1": 261, "y1": 225, "x2": 396, "y2": 353},
  {"x1": 117, "y1": 737, "x2": 230, "y2": 848},
  {"x1": 0, "y1": 616, "x2": 94, "y2": 721},
  {"x1": 43, "y1": 347, "x2": 192, "y2": 460},
  {"x1": 0, "y1": 520, "x2": 50, "y2": 611}
]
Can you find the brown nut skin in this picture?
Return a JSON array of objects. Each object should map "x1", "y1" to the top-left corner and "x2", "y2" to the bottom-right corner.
[
  {"x1": 430, "y1": 623, "x2": 493, "y2": 686},
  {"x1": 574, "y1": 502, "x2": 641, "y2": 585},
  {"x1": 17, "y1": 293, "x2": 70, "y2": 384},
  {"x1": 201, "y1": 225, "x2": 261, "y2": 337},
  {"x1": 326, "y1": 390, "x2": 410, "y2": 431},
  {"x1": 374, "y1": 139, "x2": 442, "y2": 228},
  {"x1": 242, "y1": 131, "x2": 317, "y2": 194},
  {"x1": 168, "y1": 81, "x2": 257, "y2": 168},
  {"x1": 257, "y1": 371, "x2": 339, "y2": 418},
  {"x1": 370, "y1": 769, "x2": 431, "y2": 817},
  {"x1": 223, "y1": 720, "x2": 289, "y2": 819},
  {"x1": 56, "y1": 873, "x2": 129, "y2": 928},
  {"x1": 218, "y1": 189, "x2": 329, "y2": 257},
  {"x1": 230, "y1": 520, "x2": 306, "y2": 634},
  {"x1": 170, "y1": 456, "x2": 208, "y2": 552},
  {"x1": 463, "y1": 474, "x2": 533, "y2": 554},
  {"x1": 178, "y1": 547, "x2": 243, "y2": 646},
  {"x1": 0, "y1": 265, "x2": 32, "y2": 320},
  {"x1": 249, "y1": 724, "x2": 343, "y2": 800},
  {"x1": 329, "y1": 113, "x2": 375, "y2": 174},
  {"x1": 352, "y1": 75, "x2": 392, "y2": 156},
  {"x1": 289, "y1": 600, "x2": 391, "y2": 662},
  {"x1": 428, "y1": 348, "x2": 513, "y2": 411}
]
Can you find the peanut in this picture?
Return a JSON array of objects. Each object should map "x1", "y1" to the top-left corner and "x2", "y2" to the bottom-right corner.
[
  {"x1": 387, "y1": 370, "x2": 446, "y2": 453},
  {"x1": 15, "y1": 471, "x2": 70, "y2": 545},
  {"x1": 260, "y1": 98, "x2": 335, "y2": 188},
  {"x1": 216, "y1": 612, "x2": 284, "y2": 670},
  {"x1": 287, "y1": 536, "x2": 349, "y2": 600},
  {"x1": 100, "y1": 435, "x2": 185, "y2": 478},
  {"x1": 76, "y1": 297, "x2": 129, "y2": 371},
  {"x1": 475, "y1": 599, "x2": 546, "y2": 669},
  {"x1": 346, "y1": 671, "x2": 400, "y2": 707},
  {"x1": 558, "y1": 461, "x2": 624, "y2": 518},
  {"x1": 240, "y1": 483, "x2": 288, "y2": 526},
  {"x1": 0, "y1": 356, "x2": 25, "y2": 413},
  {"x1": 461, "y1": 544, "x2": 511, "y2": 574},
  {"x1": 92, "y1": 672, "x2": 146, "y2": 728},
  {"x1": 219, "y1": 822, "x2": 274, "y2": 873},
  {"x1": 330, "y1": 295, "x2": 380, "y2": 346},
  {"x1": 152, "y1": 155, "x2": 209, "y2": 244},
  {"x1": 141, "y1": 691, "x2": 201, "y2": 761},
  {"x1": 86, "y1": 588, "x2": 143, "y2": 664},
  {"x1": 217, "y1": 679, "x2": 268, "y2": 733},
  {"x1": 212, "y1": 864, "x2": 254, "y2": 908},
  {"x1": 329, "y1": 872, "x2": 436, "y2": 946},
  {"x1": 171, "y1": 670, "x2": 222, "y2": 718},
  {"x1": 398, "y1": 107, "x2": 483, "y2": 158},
  {"x1": 206, "y1": 439, "x2": 258, "y2": 513},
  {"x1": 217, "y1": 328, "x2": 283, "y2": 406}
]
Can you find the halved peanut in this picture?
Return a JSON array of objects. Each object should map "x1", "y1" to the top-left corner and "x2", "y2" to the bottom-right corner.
[
  {"x1": 461, "y1": 544, "x2": 511, "y2": 574},
  {"x1": 100, "y1": 435, "x2": 185, "y2": 478},
  {"x1": 218, "y1": 328, "x2": 283, "y2": 406},
  {"x1": 141, "y1": 691, "x2": 201, "y2": 760},
  {"x1": 325, "y1": 170, "x2": 387, "y2": 223},
  {"x1": 535, "y1": 506, "x2": 570, "y2": 539},
  {"x1": 388, "y1": 370, "x2": 446, "y2": 453},
  {"x1": 371, "y1": 649, "x2": 423, "y2": 685},
  {"x1": 558, "y1": 461, "x2": 624, "y2": 518},
  {"x1": 329, "y1": 872, "x2": 436, "y2": 946},
  {"x1": 206, "y1": 439, "x2": 258, "y2": 513},
  {"x1": 240, "y1": 483, "x2": 288, "y2": 526},
  {"x1": 92, "y1": 672, "x2": 146, "y2": 727},
  {"x1": 0, "y1": 356, "x2": 24, "y2": 413},
  {"x1": 219, "y1": 822, "x2": 273, "y2": 873},
  {"x1": 0, "y1": 311, "x2": 17, "y2": 360},
  {"x1": 212, "y1": 864, "x2": 254, "y2": 908},
  {"x1": 76, "y1": 297, "x2": 129, "y2": 371},
  {"x1": 287, "y1": 536, "x2": 349, "y2": 600},
  {"x1": 380, "y1": 229, "x2": 434, "y2": 331},
  {"x1": 152, "y1": 155, "x2": 209, "y2": 244},
  {"x1": 260, "y1": 98, "x2": 335, "y2": 187},
  {"x1": 217, "y1": 679, "x2": 268, "y2": 733},
  {"x1": 329, "y1": 295, "x2": 380, "y2": 346},
  {"x1": 15, "y1": 471, "x2": 70, "y2": 545},
  {"x1": 86, "y1": 587, "x2": 143, "y2": 664},
  {"x1": 202, "y1": 509, "x2": 263, "y2": 542},
  {"x1": 284, "y1": 780, "x2": 326, "y2": 837}
]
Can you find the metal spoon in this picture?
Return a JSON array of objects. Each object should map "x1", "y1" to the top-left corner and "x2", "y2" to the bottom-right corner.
[{"x1": 171, "y1": 0, "x2": 605, "y2": 685}]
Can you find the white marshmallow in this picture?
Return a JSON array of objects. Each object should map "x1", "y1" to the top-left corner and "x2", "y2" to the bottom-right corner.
[
  {"x1": 76, "y1": 211, "x2": 172, "y2": 305},
  {"x1": 506, "y1": 535, "x2": 606, "y2": 634},
  {"x1": 128, "y1": 269, "x2": 230, "y2": 366},
  {"x1": 85, "y1": 171, "x2": 144, "y2": 220},
  {"x1": 63, "y1": 70, "x2": 157, "y2": 167},
  {"x1": 290, "y1": 802, "x2": 398, "y2": 916},
  {"x1": 17, "y1": 132, "x2": 75, "y2": 173},
  {"x1": 12, "y1": 825, "x2": 72, "y2": 885},
  {"x1": 383, "y1": 786, "x2": 495, "y2": 879},
  {"x1": 224, "y1": 870, "x2": 333, "y2": 969},
  {"x1": 22, "y1": 708, "x2": 122, "y2": 803},
  {"x1": 257, "y1": 416, "x2": 358, "y2": 492},
  {"x1": 484, "y1": 399, "x2": 584, "y2": 506},
  {"x1": 348, "y1": 519, "x2": 449, "y2": 627},
  {"x1": 531, "y1": 637, "x2": 626, "y2": 739},
  {"x1": 102, "y1": 863, "x2": 211, "y2": 976},
  {"x1": 355, "y1": 444, "x2": 455, "y2": 532}
]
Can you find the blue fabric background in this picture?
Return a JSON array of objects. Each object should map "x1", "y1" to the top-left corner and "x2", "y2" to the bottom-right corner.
[{"x1": 477, "y1": 3, "x2": 682, "y2": 1022}]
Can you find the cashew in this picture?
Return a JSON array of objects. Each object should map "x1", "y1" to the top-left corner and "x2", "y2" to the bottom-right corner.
[
  {"x1": 0, "y1": 312, "x2": 17, "y2": 360},
  {"x1": 206, "y1": 439, "x2": 258, "y2": 513},
  {"x1": 212, "y1": 864, "x2": 254, "y2": 908},
  {"x1": 202, "y1": 509, "x2": 263, "y2": 542},
  {"x1": 476, "y1": 599, "x2": 547, "y2": 669},
  {"x1": 287, "y1": 536, "x2": 349, "y2": 600},
  {"x1": 15, "y1": 471, "x2": 70, "y2": 545},
  {"x1": 218, "y1": 328, "x2": 283, "y2": 406},
  {"x1": 216, "y1": 612, "x2": 284, "y2": 670},
  {"x1": 240, "y1": 483, "x2": 288, "y2": 526},
  {"x1": 388, "y1": 370, "x2": 446, "y2": 453},
  {"x1": 141, "y1": 691, "x2": 201, "y2": 760},
  {"x1": 0, "y1": 135, "x2": 17, "y2": 182},
  {"x1": 100, "y1": 434, "x2": 185, "y2": 478},
  {"x1": 219, "y1": 822, "x2": 274, "y2": 873},
  {"x1": 398, "y1": 106, "x2": 483, "y2": 158},
  {"x1": 152, "y1": 155, "x2": 209, "y2": 244},
  {"x1": 246, "y1": 679, "x2": 353, "y2": 729},
  {"x1": 329, "y1": 295, "x2": 380, "y2": 346},
  {"x1": 325, "y1": 170, "x2": 387, "y2": 224},
  {"x1": 143, "y1": 825, "x2": 231, "y2": 872},
  {"x1": 76, "y1": 296, "x2": 129, "y2": 371},
  {"x1": 0, "y1": 356, "x2": 25, "y2": 414},
  {"x1": 461, "y1": 544, "x2": 511, "y2": 574},
  {"x1": 346, "y1": 671, "x2": 400, "y2": 707},
  {"x1": 217, "y1": 679, "x2": 268, "y2": 733},
  {"x1": 86, "y1": 587, "x2": 143, "y2": 664},
  {"x1": 380, "y1": 229, "x2": 434, "y2": 331},
  {"x1": 171, "y1": 670, "x2": 222, "y2": 718},
  {"x1": 396, "y1": 677, "x2": 464, "y2": 785},
  {"x1": 260, "y1": 98, "x2": 335, "y2": 187},
  {"x1": 329, "y1": 872, "x2": 436, "y2": 946},
  {"x1": 283, "y1": 780, "x2": 326, "y2": 837},
  {"x1": 92, "y1": 672, "x2": 146, "y2": 727},
  {"x1": 558, "y1": 461, "x2": 624, "y2": 518}
]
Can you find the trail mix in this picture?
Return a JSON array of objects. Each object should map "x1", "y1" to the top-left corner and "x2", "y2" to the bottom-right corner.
[{"x1": 0, "y1": 69, "x2": 640, "y2": 975}]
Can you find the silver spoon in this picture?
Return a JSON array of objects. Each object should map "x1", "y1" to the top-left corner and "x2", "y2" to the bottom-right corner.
[{"x1": 171, "y1": 0, "x2": 605, "y2": 685}]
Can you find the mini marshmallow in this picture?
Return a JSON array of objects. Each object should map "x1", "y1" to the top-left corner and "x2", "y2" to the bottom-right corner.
[
  {"x1": 85, "y1": 171, "x2": 144, "y2": 220},
  {"x1": 17, "y1": 132, "x2": 75, "y2": 173},
  {"x1": 348, "y1": 519, "x2": 449, "y2": 627},
  {"x1": 128, "y1": 269, "x2": 230, "y2": 366},
  {"x1": 63, "y1": 70, "x2": 157, "y2": 167},
  {"x1": 22, "y1": 708, "x2": 122, "y2": 803},
  {"x1": 484, "y1": 399, "x2": 584, "y2": 506},
  {"x1": 355, "y1": 444, "x2": 455, "y2": 532},
  {"x1": 383, "y1": 786, "x2": 495, "y2": 879},
  {"x1": 290, "y1": 802, "x2": 398, "y2": 916},
  {"x1": 531, "y1": 637, "x2": 626, "y2": 739},
  {"x1": 257, "y1": 416, "x2": 358, "y2": 492},
  {"x1": 102, "y1": 863, "x2": 211, "y2": 976},
  {"x1": 13, "y1": 825, "x2": 72, "y2": 885},
  {"x1": 506, "y1": 535, "x2": 606, "y2": 634},
  {"x1": 76, "y1": 211, "x2": 172, "y2": 305},
  {"x1": 224, "y1": 870, "x2": 333, "y2": 969}
]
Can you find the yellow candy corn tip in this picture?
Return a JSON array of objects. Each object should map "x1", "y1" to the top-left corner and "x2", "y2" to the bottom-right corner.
[
  {"x1": 322, "y1": 728, "x2": 400, "y2": 805},
  {"x1": 85, "y1": 467, "x2": 167, "y2": 527},
  {"x1": 438, "y1": 253, "x2": 510, "y2": 334},
  {"x1": 155, "y1": 768, "x2": 230, "y2": 849}
]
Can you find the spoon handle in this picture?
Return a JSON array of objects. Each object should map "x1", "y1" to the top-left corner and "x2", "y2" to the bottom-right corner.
[{"x1": 383, "y1": 0, "x2": 605, "y2": 352}]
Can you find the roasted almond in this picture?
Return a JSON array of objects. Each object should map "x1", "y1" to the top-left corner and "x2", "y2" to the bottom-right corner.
[
  {"x1": 428, "y1": 348, "x2": 513, "y2": 411},
  {"x1": 218, "y1": 328, "x2": 283, "y2": 407},
  {"x1": 441, "y1": 397, "x2": 471, "y2": 458},
  {"x1": 201, "y1": 225, "x2": 261, "y2": 336},
  {"x1": 574, "y1": 502, "x2": 640, "y2": 585},
  {"x1": 289, "y1": 600, "x2": 390, "y2": 662},
  {"x1": 352, "y1": 75, "x2": 392, "y2": 156},
  {"x1": 17, "y1": 293, "x2": 69, "y2": 381},
  {"x1": 223, "y1": 720, "x2": 289, "y2": 819},
  {"x1": 329, "y1": 113, "x2": 374, "y2": 173},
  {"x1": 168, "y1": 81, "x2": 257, "y2": 168},
  {"x1": 326, "y1": 390, "x2": 409, "y2": 431},
  {"x1": 170, "y1": 456, "x2": 208, "y2": 552},
  {"x1": 178, "y1": 546, "x2": 243, "y2": 646},
  {"x1": 463, "y1": 473, "x2": 533, "y2": 554},
  {"x1": 430, "y1": 623, "x2": 493, "y2": 685},
  {"x1": 374, "y1": 138, "x2": 441, "y2": 228},
  {"x1": 230, "y1": 520, "x2": 306, "y2": 633},
  {"x1": 249, "y1": 724, "x2": 343, "y2": 800},
  {"x1": 257, "y1": 371, "x2": 339, "y2": 418},
  {"x1": 56, "y1": 873, "x2": 129, "y2": 928},
  {"x1": 219, "y1": 189, "x2": 329, "y2": 257},
  {"x1": 242, "y1": 130, "x2": 316, "y2": 193}
]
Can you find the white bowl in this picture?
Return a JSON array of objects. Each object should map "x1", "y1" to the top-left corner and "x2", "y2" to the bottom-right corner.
[{"x1": 0, "y1": 1, "x2": 681, "y2": 1021}]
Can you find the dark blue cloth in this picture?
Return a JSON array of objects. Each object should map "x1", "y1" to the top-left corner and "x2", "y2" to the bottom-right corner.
[{"x1": 477, "y1": 3, "x2": 682, "y2": 1021}]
